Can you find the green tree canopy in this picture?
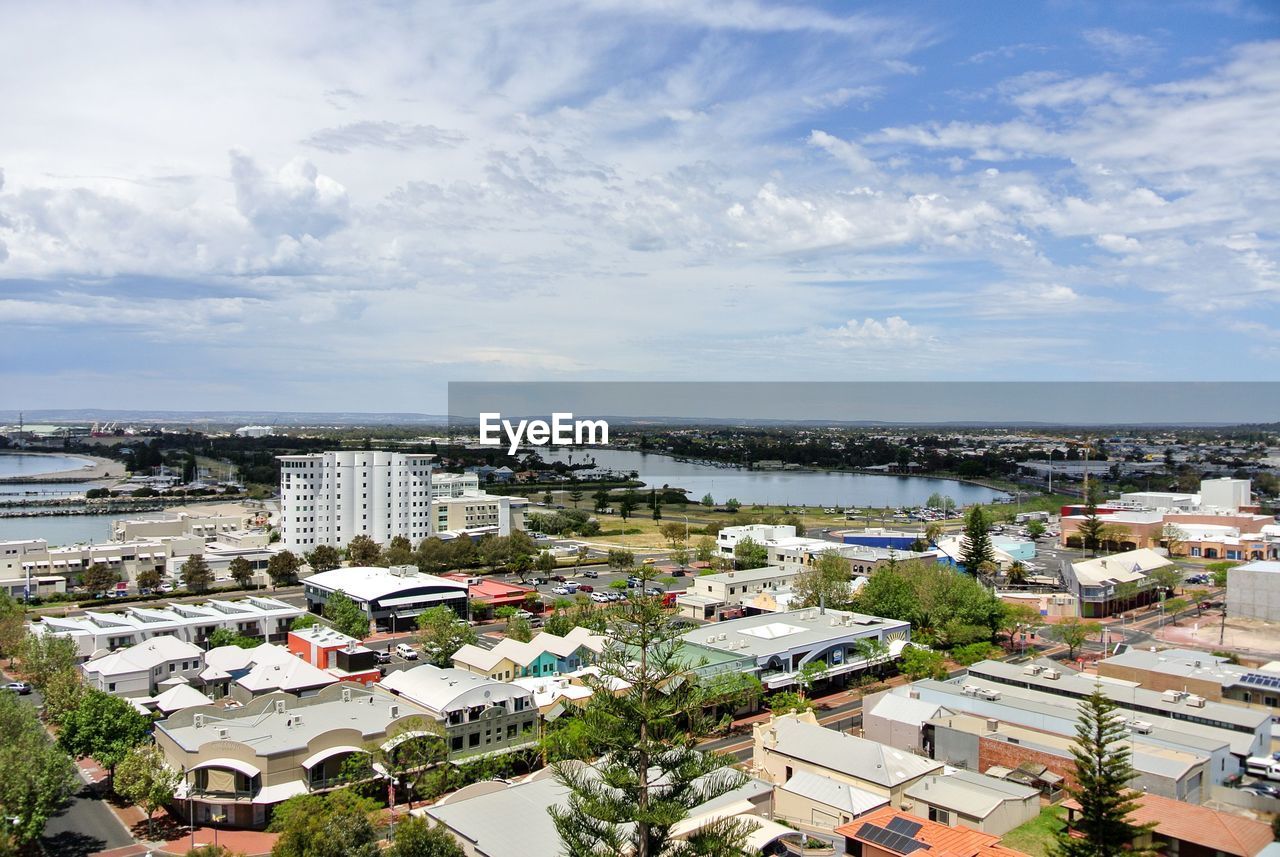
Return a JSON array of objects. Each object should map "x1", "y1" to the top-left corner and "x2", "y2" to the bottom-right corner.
[
  {"x1": 324, "y1": 589, "x2": 370, "y2": 640},
  {"x1": 386, "y1": 816, "x2": 466, "y2": 857},
  {"x1": 733, "y1": 537, "x2": 769, "y2": 570},
  {"x1": 20, "y1": 632, "x2": 79, "y2": 690},
  {"x1": 792, "y1": 551, "x2": 852, "y2": 609},
  {"x1": 267, "y1": 550, "x2": 301, "y2": 587},
  {"x1": 959, "y1": 506, "x2": 995, "y2": 573},
  {"x1": 227, "y1": 555, "x2": 255, "y2": 588},
  {"x1": 346, "y1": 535, "x2": 383, "y2": 567},
  {"x1": 269, "y1": 789, "x2": 381, "y2": 857},
  {"x1": 305, "y1": 544, "x2": 343, "y2": 573},
  {"x1": 82, "y1": 562, "x2": 121, "y2": 598},
  {"x1": 115, "y1": 742, "x2": 181, "y2": 837},
  {"x1": 416, "y1": 606, "x2": 477, "y2": 667},
  {"x1": 57, "y1": 689, "x2": 152, "y2": 780},
  {"x1": 0, "y1": 689, "x2": 78, "y2": 848},
  {"x1": 181, "y1": 554, "x2": 214, "y2": 592}
]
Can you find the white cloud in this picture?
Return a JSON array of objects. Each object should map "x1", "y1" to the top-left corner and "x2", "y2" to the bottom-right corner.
[{"x1": 229, "y1": 152, "x2": 350, "y2": 240}]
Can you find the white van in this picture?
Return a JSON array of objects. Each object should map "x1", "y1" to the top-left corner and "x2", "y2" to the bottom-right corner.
[
  {"x1": 395, "y1": 643, "x2": 419, "y2": 661},
  {"x1": 1246, "y1": 756, "x2": 1280, "y2": 781}
]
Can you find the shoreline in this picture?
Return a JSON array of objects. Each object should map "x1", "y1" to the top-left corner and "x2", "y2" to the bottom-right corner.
[{"x1": 0, "y1": 451, "x2": 127, "y2": 484}]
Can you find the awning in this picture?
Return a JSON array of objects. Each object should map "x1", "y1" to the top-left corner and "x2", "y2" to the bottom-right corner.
[
  {"x1": 669, "y1": 799, "x2": 758, "y2": 840},
  {"x1": 743, "y1": 818, "x2": 797, "y2": 851},
  {"x1": 52, "y1": 561, "x2": 67, "y2": 567},
  {"x1": 377, "y1": 592, "x2": 462, "y2": 608},
  {"x1": 191, "y1": 758, "x2": 261, "y2": 778},
  {"x1": 301, "y1": 746, "x2": 364, "y2": 769},
  {"x1": 252, "y1": 780, "x2": 308, "y2": 805}
]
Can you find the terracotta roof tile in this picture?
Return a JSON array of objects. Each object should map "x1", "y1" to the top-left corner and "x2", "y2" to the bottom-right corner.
[
  {"x1": 1062, "y1": 793, "x2": 1272, "y2": 856},
  {"x1": 835, "y1": 806, "x2": 1029, "y2": 857}
]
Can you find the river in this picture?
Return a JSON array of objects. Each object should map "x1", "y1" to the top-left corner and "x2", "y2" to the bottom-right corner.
[
  {"x1": 0, "y1": 453, "x2": 102, "y2": 498},
  {"x1": 539, "y1": 448, "x2": 1008, "y2": 508}
]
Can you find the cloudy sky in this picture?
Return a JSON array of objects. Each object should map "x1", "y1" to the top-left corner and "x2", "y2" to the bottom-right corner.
[{"x1": 2, "y1": 1, "x2": 1277, "y2": 411}]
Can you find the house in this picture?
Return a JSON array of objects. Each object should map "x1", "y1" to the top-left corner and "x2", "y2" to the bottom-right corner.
[
  {"x1": 1062, "y1": 792, "x2": 1273, "y2": 857},
  {"x1": 421, "y1": 764, "x2": 780, "y2": 857},
  {"x1": 835, "y1": 806, "x2": 1024, "y2": 857},
  {"x1": 1063, "y1": 548, "x2": 1172, "y2": 618},
  {"x1": 902, "y1": 770, "x2": 1040, "y2": 836},
  {"x1": 286, "y1": 625, "x2": 381, "y2": 686},
  {"x1": 774, "y1": 769, "x2": 889, "y2": 833},
  {"x1": 862, "y1": 690, "x2": 955, "y2": 754},
  {"x1": 752, "y1": 711, "x2": 943, "y2": 807},
  {"x1": 379, "y1": 665, "x2": 538, "y2": 759},
  {"x1": 199, "y1": 643, "x2": 339, "y2": 703},
  {"x1": 451, "y1": 627, "x2": 608, "y2": 681},
  {"x1": 80, "y1": 636, "x2": 205, "y2": 698}
]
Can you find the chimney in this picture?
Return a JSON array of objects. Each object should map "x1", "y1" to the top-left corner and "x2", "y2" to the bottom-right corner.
[{"x1": 986, "y1": 718, "x2": 999, "y2": 732}]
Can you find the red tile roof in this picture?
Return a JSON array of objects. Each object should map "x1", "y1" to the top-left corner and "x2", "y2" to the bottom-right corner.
[
  {"x1": 834, "y1": 807, "x2": 1028, "y2": 857},
  {"x1": 1062, "y1": 793, "x2": 1272, "y2": 857}
]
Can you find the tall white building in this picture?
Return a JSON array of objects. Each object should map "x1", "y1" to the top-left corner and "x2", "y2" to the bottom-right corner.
[{"x1": 278, "y1": 451, "x2": 435, "y2": 551}]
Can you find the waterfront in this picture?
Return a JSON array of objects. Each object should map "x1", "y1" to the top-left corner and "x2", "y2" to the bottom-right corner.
[
  {"x1": 0, "y1": 511, "x2": 146, "y2": 546},
  {"x1": 540, "y1": 448, "x2": 1009, "y2": 508}
]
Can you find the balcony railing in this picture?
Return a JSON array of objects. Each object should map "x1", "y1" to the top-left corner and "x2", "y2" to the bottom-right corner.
[{"x1": 190, "y1": 787, "x2": 255, "y2": 800}]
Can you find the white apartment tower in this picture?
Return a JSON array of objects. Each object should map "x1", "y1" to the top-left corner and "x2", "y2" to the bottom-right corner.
[{"x1": 278, "y1": 451, "x2": 435, "y2": 551}]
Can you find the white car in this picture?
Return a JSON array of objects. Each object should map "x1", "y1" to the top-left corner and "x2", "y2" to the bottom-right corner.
[
  {"x1": 395, "y1": 643, "x2": 419, "y2": 660},
  {"x1": 552, "y1": 586, "x2": 572, "y2": 595},
  {"x1": 590, "y1": 592, "x2": 610, "y2": 603}
]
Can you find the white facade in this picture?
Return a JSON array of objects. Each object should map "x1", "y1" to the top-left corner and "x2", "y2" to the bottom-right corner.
[
  {"x1": 235, "y1": 425, "x2": 275, "y2": 437},
  {"x1": 278, "y1": 451, "x2": 435, "y2": 550},
  {"x1": 1200, "y1": 478, "x2": 1252, "y2": 513},
  {"x1": 717, "y1": 524, "x2": 798, "y2": 557},
  {"x1": 431, "y1": 472, "x2": 481, "y2": 499},
  {"x1": 81, "y1": 636, "x2": 206, "y2": 697}
]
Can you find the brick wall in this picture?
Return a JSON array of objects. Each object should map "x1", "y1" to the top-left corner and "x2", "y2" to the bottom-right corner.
[{"x1": 978, "y1": 735, "x2": 1078, "y2": 793}]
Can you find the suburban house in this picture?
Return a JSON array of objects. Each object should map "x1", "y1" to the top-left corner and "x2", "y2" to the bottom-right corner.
[
  {"x1": 752, "y1": 711, "x2": 943, "y2": 808},
  {"x1": 835, "y1": 806, "x2": 1024, "y2": 857},
  {"x1": 451, "y1": 627, "x2": 608, "y2": 681},
  {"x1": 200, "y1": 643, "x2": 339, "y2": 703},
  {"x1": 1063, "y1": 792, "x2": 1273, "y2": 857},
  {"x1": 80, "y1": 635, "x2": 206, "y2": 698},
  {"x1": 902, "y1": 770, "x2": 1040, "y2": 836}
]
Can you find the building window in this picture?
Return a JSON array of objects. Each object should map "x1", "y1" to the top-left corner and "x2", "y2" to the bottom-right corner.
[
  {"x1": 469, "y1": 733, "x2": 480, "y2": 748},
  {"x1": 451, "y1": 736, "x2": 463, "y2": 752},
  {"x1": 928, "y1": 807, "x2": 950, "y2": 825}
]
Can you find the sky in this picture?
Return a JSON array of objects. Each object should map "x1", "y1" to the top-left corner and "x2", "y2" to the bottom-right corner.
[{"x1": 1, "y1": 0, "x2": 1278, "y2": 412}]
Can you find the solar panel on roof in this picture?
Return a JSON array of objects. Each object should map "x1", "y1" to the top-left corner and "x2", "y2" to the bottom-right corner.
[
  {"x1": 886, "y1": 817, "x2": 923, "y2": 837},
  {"x1": 855, "y1": 823, "x2": 927, "y2": 855}
]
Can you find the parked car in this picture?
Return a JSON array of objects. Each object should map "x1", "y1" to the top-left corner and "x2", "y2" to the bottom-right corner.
[
  {"x1": 645, "y1": 586, "x2": 665, "y2": 596},
  {"x1": 552, "y1": 585, "x2": 575, "y2": 595},
  {"x1": 671, "y1": 569, "x2": 686, "y2": 577},
  {"x1": 514, "y1": 609, "x2": 534, "y2": 620},
  {"x1": 626, "y1": 576, "x2": 643, "y2": 588},
  {"x1": 551, "y1": 574, "x2": 568, "y2": 583},
  {"x1": 1247, "y1": 781, "x2": 1280, "y2": 798},
  {"x1": 577, "y1": 584, "x2": 594, "y2": 593},
  {"x1": 582, "y1": 569, "x2": 599, "y2": 578},
  {"x1": 590, "y1": 592, "x2": 610, "y2": 603},
  {"x1": 606, "y1": 591, "x2": 623, "y2": 602},
  {"x1": 529, "y1": 616, "x2": 545, "y2": 628},
  {"x1": 374, "y1": 650, "x2": 393, "y2": 664},
  {"x1": 3, "y1": 681, "x2": 32, "y2": 695},
  {"x1": 395, "y1": 643, "x2": 419, "y2": 661}
]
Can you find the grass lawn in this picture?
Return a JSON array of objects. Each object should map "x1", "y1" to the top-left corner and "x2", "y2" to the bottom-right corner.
[{"x1": 1001, "y1": 806, "x2": 1066, "y2": 856}]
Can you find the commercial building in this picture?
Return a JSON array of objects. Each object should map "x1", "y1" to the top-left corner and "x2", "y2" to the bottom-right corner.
[
  {"x1": 277, "y1": 451, "x2": 437, "y2": 550},
  {"x1": 451, "y1": 627, "x2": 607, "y2": 681},
  {"x1": 676, "y1": 565, "x2": 798, "y2": 620},
  {"x1": 154, "y1": 682, "x2": 436, "y2": 828},
  {"x1": 433, "y1": 492, "x2": 528, "y2": 537},
  {"x1": 1227, "y1": 561, "x2": 1280, "y2": 622},
  {"x1": 678, "y1": 607, "x2": 911, "y2": 691},
  {"x1": 30, "y1": 595, "x2": 303, "y2": 659},
  {"x1": 303, "y1": 565, "x2": 469, "y2": 631},
  {"x1": 441, "y1": 575, "x2": 537, "y2": 612},
  {"x1": 422, "y1": 764, "x2": 778, "y2": 857},
  {"x1": 1096, "y1": 647, "x2": 1280, "y2": 718},
  {"x1": 234, "y1": 425, "x2": 275, "y2": 438},
  {"x1": 752, "y1": 712, "x2": 943, "y2": 808},
  {"x1": 112, "y1": 509, "x2": 257, "y2": 542},
  {"x1": 379, "y1": 665, "x2": 538, "y2": 758},
  {"x1": 2, "y1": 536, "x2": 193, "y2": 589},
  {"x1": 1062, "y1": 548, "x2": 1172, "y2": 617},
  {"x1": 769, "y1": 538, "x2": 943, "y2": 576},
  {"x1": 431, "y1": 472, "x2": 481, "y2": 498},
  {"x1": 80, "y1": 635, "x2": 206, "y2": 698},
  {"x1": 715, "y1": 523, "x2": 798, "y2": 558},
  {"x1": 286, "y1": 625, "x2": 381, "y2": 685}
]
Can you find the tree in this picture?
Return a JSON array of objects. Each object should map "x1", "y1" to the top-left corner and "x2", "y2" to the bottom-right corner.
[
  {"x1": 0, "y1": 690, "x2": 77, "y2": 850},
  {"x1": 1097, "y1": 523, "x2": 1131, "y2": 553},
  {"x1": 700, "y1": 493, "x2": 714, "y2": 507},
  {"x1": 1150, "y1": 565, "x2": 1182, "y2": 597},
  {"x1": 267, "y1": 550, "x2": 301, "y2": 587},
  {"x1": 417, "y1": 606, "x2": 477, "y2": 667},
  {"x1": 694, "y1": 536, "x2": 715, "y2": 565},
  {"x1": 1056, "y1": 688, "x2": 1157, "y2": 857},
  {"x1": 115, "y1": 743, "x2": 181, "y2": 838},
  {"x1": 593, "y1": 490, "x2": 610, "y2": 513},
  {"x1": 568, "y1": 489, "x2": 584, "y2": 509},
  {"x1": 181, "y1": 554, "x2": 214, "y2": 592},
  {"x1": 659, "y1": 522, "x2": 687, "y2": 549},
  {"x1": 900, "y1": 646, "x2": 947, "y2": 681},
  {"x1": 618, "y1": 490, "x2": 639, "y2": 521},
  {"x1": 1162, "y1": 597, "x2": 1188, "y2": 625},
  {"x1": 385, "y1": 535, "x2": 414, "y2": 567},
  {"x1": 725, "y1": 498, "x2": 741, "y2": 513},
  {"x1": 290, "y1": 613, "x2": 319, "y2": 631},
  {"x1": 997, "y1": 603, "x2": 1041, "y2": 647},
  {"x1": 534, "y1": 550, "x2": 556, "y2": 578},
  {"x1": 795, "y1": 659, "x2": 828, "y2": 700},
  {"x1": 924, "y1": 521, "x2": 944, "y2": 545},
  {"x1": 82, "y1": 562, "x2": 120, "y2": 598},
  {"x1": 206, "y1": 627, "x2": 258, "y2": 649},
  {"x1": 270, "y1": 789, "x2": 381, "y2": 857},
  {"x1": 42, "y1": 667, "x2": 86, "y2": 726},
  {"x1": 1077, "y1": 482, "x2": 1106, "y2": 555},
  {"x1": 733, "y1": 537, "x2": 769, "y2": 570},
  {"x1": 670, "y1": 546, "x2": 689, "y2": 570},
  {"x1": 227, "y1": 556, "x2": 255, "y2": 589},
  {"x1": 0, "y1": 594, "x2": 25, "y2": 664},
  {"x1": 304, "y1": 543, "x2": 342, "y2": 573},
  {"x1": 506, "y1": 615, "x2": 533, "y2": 643},
  {"x1": 854, "y1": 638, "x2": 892, "y2": 679},
  {"x1": 1046, "y1": 617, "x2": 1101, "y2": 660},
  {"x1": 185, "y1": 846, "x2": 246, "y2": 857},
  {"x1": 766, "y1": 690, "x2": 815, "y2": 714},
  {"x1": 1026, "y1": 519, "x2": 1046, "y2": 539},
  {"x1": 1006, "y1": 561, "x2": 1028, "y2": 586},
  {"x1": 1160, "y1": 523, "x2": 1186, "y2": 558},
  {"x1": 20, "y1": 632, "x2": 79, "y2": 690},
  {"x1": 607, "y1": 549, "x2": 635, "y2": 571},
  {"x1": 57, "y1": 690, "x2": 151, "y2": 783},
  {"x1": 550, "y1": 577, "x2": 750, "y2": 857},
  {"x1": 853, "y1": 560, "x2": 1003, "y2": 643},
  {"x1": 324, "y1": 590, "x2": 370, "y2": 640},
  {"x1": 136, "y1": 566, "x2": 163, "y2": 593},
  {"x1": 959, "y1": 506, "x2": 994, "y2": 573},
  {"x1": 793, "y1": 551, "x2": 852, "y2": 609},
  {"x1": 346, "y1": 535, "x2": 383, "y2": 567},
  {"x1": 386, "y1": 816, "x2": 466, "y2": 857}
]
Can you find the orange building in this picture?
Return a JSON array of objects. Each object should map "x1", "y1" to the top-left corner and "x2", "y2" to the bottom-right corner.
[{"x1": 286, "y1": 625, "x2": 381, "y2": 686}]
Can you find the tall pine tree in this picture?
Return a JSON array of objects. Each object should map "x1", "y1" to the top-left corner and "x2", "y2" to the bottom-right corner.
[
  {"x1": 549, "y1": 571, "x2": 749, "y2": 857},
  {"x1": 959, "y1": 506, "x2": 995, "y2": 573},
  {"x1": 1056, "y1": 688, "x2": 1156, "y2": 857},
  {"x1": 1076, "y1": 480, "x2": 1106, "y2": 555}
]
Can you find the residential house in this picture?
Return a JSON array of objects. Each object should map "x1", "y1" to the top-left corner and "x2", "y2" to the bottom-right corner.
[
  {"x1": 902, "y1": 770, "x2": 1040, "y2": 836},
  {"x1": 835, "y1": 806, "x2": 1024, "y2": 857},
  {"x1": 451, "y1": 627, "x2": 607, "y2": 681},
  {"x1": 80, "y1": 636, "x2": 205, "y2": 698},
  {"x1": 379, "y1": 665, "x2": 538, "y2": 759},
  {"x1": 1063, "y1": 792, "x2": 1273, "y2": 857}
]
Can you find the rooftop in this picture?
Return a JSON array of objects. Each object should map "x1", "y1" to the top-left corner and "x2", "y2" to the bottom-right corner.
[
  {"x1": 1064, "y1": 792, "x2": 1272, "y2": 857},
  {"x1": 81, "y1": 636, "x2": 203, "y2": 676},
  {"x1": 904, "y1": 770, "x2": 1039, "y2": 819},
  {"x1": 380, "y1": 664, "x2": 531, "y2": 715},
  {"x1": 779, "y1": 769, "x2": 889, "y2": 816},
  {"x1": 452, "y1": 627, "x2": 607, "y2": 672},
  {"x1": 157, "y1": 682, "x2": 434, "y2": 756},
  {"x1": 304, "y1": 565, "x2": 467, "y2": 603},
  {"x1": 1236, "y1": 560, "x2": 1280, "y2": 575},
  {"x1": 835, "y1": 806, "x2": 1023, "y2": 857},
  {"x1": 761, "y1": 715, "x2": 942, "y2": 787},
  {"x1": 680, "y1": 607, "x2": 909, "y2": 662},
  {"x1": 1070, "y1": 548, "x2": 1172, "y2": 586}
]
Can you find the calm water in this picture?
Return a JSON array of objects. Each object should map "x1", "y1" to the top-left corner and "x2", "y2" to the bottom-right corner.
[
  {"x1": 0, "y1": 512, "x2": 142, "y2": 547},
  {"x1": 540, "y1": 448, "x2": 1009, "y2": 508},
  {"x1": 0, "y1": 453, "x2": 102, "y2": 498}
]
